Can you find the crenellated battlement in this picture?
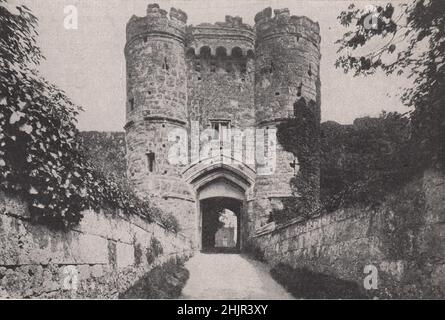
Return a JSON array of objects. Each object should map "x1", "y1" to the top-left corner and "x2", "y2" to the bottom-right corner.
[
  {"x1": 185, "y1": 45, "x2": 254, "y2": 78},
  {"x1": 195, "y1": 15, "x2": 254, "y2": 32},
  {"x1": 254, "y1": 7, "x2": 320, "y2": 45},
  {"x1": 186, "y1": 15, "x2": 255, "y2": 59},
  {"x1": 126, "y1": 4, "x2": 188, "y2": 46},
  {"x1": 126, "y1": 4, "x2": 321, "y2": 53}
]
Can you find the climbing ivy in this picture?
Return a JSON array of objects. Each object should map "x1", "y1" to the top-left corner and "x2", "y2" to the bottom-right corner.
[
  {"x1": 320, "y1": 112, "x2": 421, "y2": 212},
  {"x1": 274, "y1": 98, "x2": 321, "y2": 222},
  {"x1": 146, "y1": 237, "x2": 164, "y2": 265},
  {"x1": 0, "y1": 1, "x2": 179, "y2": 232}
]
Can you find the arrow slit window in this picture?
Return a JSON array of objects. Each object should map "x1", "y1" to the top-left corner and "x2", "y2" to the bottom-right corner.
[{"x1": 146, "y1": 152, "x2": 155, "y2": 173}]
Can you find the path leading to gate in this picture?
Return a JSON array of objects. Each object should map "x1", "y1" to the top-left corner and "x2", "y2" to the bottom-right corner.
[{"x1": 181, "y1": 253, "x2": 294, "y2": 299}]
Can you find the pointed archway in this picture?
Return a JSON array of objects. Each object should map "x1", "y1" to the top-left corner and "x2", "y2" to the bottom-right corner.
[
  {"x1": 182, "y1": 156, "x2": 255, "y2": 251},
  {"x1": 200, "y1": 196, "x2": 241, "y2": 252}
]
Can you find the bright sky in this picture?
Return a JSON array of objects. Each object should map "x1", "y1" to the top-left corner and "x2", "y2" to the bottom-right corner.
[{"x1": 13, "y1": 0, "x2": 412, "y2": 131}]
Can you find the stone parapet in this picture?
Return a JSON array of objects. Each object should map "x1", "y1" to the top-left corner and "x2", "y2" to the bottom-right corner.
[
  {"x1": 254, "y1": 7, "x2": 320, "y2": 46},
  {"x1": 126, "y1": 4, "x2": 187, "y2": 47},
  {"x1": 0, "y1": 193, "x2": 193, "y2": 298}
]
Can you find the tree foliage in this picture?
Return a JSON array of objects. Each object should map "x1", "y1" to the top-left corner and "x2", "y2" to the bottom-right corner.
[
  {"x1": 320, "y1": 112, "x2": 420, "y2": 212},
  {"x1": 0, "y1": 1, "x2": 86, "y2": 225},
  {"x1": 335, "y1": 0, "x2": 445, "y2": 170},
  {"x1": 0, "y1": 1, "x2": 179, "y2": 232}
]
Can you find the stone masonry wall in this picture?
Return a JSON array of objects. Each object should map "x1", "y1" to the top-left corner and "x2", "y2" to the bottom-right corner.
[
  {"x1": 250, "y1": 170, "x2": 445, "y2": 298},
  {"x1": 125, "y1": 4, "x2": 195, "y2": 244},
  {"x1": 0, "y1": 193, "x2": 193, "y2": 299},
  {"x1": 186, "y1": 20, "x2": 256, "y2": 131},
  {"x1": 125, "y1": 5, "x2": 188, "y2": 124},
  {"x1": 124, "y1": 4, "x2": 323, "y2": 245}
]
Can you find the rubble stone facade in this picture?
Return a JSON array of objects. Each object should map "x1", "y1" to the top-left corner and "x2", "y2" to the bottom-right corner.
[{"x1": 124, "y1": 4, "x2": 321, "y2": 248}]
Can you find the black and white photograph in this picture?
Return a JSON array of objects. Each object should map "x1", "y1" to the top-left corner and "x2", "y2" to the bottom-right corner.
[{"x1": 0, "y1": 0, "x2": 444, "y2": 303}]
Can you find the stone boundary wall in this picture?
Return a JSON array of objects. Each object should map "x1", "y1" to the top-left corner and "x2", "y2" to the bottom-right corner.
[
  {"x1": 0, "y1": 193, "x2": 194, "y2": 299},
  {"x1": 251, "y1": 170, "x2": 445, "y2": 298}
]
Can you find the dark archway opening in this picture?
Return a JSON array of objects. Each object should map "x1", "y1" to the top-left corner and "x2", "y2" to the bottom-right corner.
[{"x1": 200, "y1": 197, "x2": 242, "y2": 253}]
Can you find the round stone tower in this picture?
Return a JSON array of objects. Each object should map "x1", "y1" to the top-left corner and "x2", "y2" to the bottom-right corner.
[
  {"x1": 125, "y1": 4, "x2": 196, "y2": 240},
  {"x1": 252, "y1": 7, "x2": 321, "y2": 226}
]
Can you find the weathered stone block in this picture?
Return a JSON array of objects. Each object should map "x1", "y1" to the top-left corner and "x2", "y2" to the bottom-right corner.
[{"x1": 116, "y1": 242, "x2": 135, "y2": 269}]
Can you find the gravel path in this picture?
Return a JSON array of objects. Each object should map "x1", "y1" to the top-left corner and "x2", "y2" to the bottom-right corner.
[{"x1": 181, "y1": 253, "x2": 294, "y2": 300}]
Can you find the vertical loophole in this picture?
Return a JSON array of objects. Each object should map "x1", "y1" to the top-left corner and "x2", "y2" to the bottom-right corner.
[
  {"x1": 297, "y1": 83, "x2": 302, "y2": 97},
  {"x1": 146, "y1": 152, "x2": 155, "y2": 173},
  {"x1": 162, "y1": 57, "x2": 169, "y2": 71}
]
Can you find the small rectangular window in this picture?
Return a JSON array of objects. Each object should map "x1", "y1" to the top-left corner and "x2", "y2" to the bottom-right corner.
[
  {"x1": 146, "y1": 152, "x2": 155, "y2": 173},
  {"x1": 129, "y1": 98, "x2": 135, "y2": 111},
  {"x1": 210, "y1": 120, "x2": 231, "y2": 140}
]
